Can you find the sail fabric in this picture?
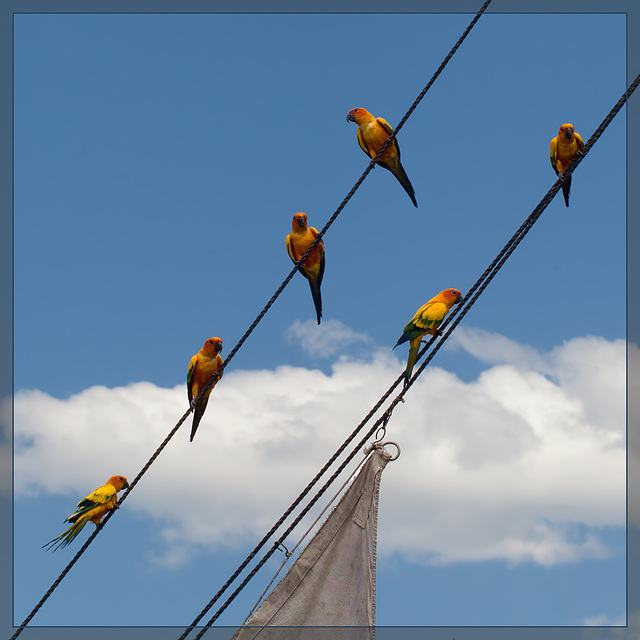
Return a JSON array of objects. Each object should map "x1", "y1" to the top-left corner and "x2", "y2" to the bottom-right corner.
[{"x1": 231, "y1": 446, "x2": 391, "y2": 639}]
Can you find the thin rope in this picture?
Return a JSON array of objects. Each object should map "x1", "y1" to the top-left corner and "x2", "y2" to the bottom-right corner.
[{"x1": 179, "y1": 71, "x2": 638, "y2": 638}]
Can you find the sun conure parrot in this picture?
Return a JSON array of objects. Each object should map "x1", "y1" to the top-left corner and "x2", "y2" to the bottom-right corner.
[
  {"x1": 394, "y1": 288, "x2": 464, "y2": 386},
  {"x1": 187, "y1": 337, "x2": 224, "y2": 442},
  {"x1": 346, "y1": 107, "x2": 418, "y2": 208},
  {"x1": 550, "y1": 123, "x2": 584, "y2": 207},
  {"x1": 43, "y1": 475, "x2": 129, "y2": 551},
  {"x1": 286, "y1": 212, "x2": 325, "y2": 324}
]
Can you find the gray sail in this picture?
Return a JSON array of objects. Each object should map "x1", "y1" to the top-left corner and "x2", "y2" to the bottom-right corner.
[{"x1": 232, "y1": 446, "x2": 392, "y2": 640}]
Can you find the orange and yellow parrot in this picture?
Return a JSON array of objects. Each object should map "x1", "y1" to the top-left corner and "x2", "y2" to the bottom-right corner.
[
  {"x1": 187, "y1": 337, "x2": 224, "y2": 442},
  {"x1": 550, "y1": 123, "x2": 584, "y2": 207},
  {"x1": 394, "y1": 288, "x2": 463, "y2": 386},
  {"x1": 43, "y1": 475, "x2": 129, "y2": 551},
  {"x1": 346, "y1": 107, "x2": 417, "y2": 208},
  {"x1": 286, "y1": 212, "x2": 325, "y2": 324}
]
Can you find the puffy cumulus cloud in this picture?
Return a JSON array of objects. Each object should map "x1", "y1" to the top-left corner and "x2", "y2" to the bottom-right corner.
[
  {"x1": 11, "y1": 330, "x2": 625, "y2": 570},
  {"x1": 378, "y1": 330, "x2": 625, "y2": 566},
  {"x1": 12, "y1": 351, "x2": 399, "y2": 567},
  {"x1": 285, "y1": 318, "x2": 371, "y2": 358}
]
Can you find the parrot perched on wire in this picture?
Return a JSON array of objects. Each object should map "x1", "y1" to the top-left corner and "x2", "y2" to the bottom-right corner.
[
  {"x1": 549, "y1": 123, "x2": 584, "y2": 207},
  {"x1": 286, "y1": 212, "x2": 325, "y2": 325},
  {"x1": 42, "y1": 475, "x2": 129, "y2": 552},
  {"x1": 187, "y1": 337, "x2": 224, "y2": 442},
  {"x1": 394, "y1": 288, "x2": 464, "y2": 386},
  {"x1": 346, "y1": 107, "x2": 418, "y2": 208}
]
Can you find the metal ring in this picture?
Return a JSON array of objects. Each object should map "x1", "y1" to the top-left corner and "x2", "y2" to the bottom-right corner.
[{"x1": 381, "y1": 441, "x2": 401, "y2": 461}]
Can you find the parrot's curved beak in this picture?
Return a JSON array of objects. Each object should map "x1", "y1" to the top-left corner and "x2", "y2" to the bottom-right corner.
[
  {"x1": 346, "y1": 113, "x2": 356, "y2": 123},
  {"x1": 564, "y1": 129, "x2": 573, "y2": 139},
  {"x1": 297, "y1": 218, "x2": 305, "y2": 227},
  {"x1": 456, "y1": 294, "x2": 464, "y2": 304},
  {"x1": 123, "y1": 481, "x2": 130, "y2": 490}
]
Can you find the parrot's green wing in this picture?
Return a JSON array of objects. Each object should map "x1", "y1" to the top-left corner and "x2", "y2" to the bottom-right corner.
[
  {"x1": 66, "y1": 485, "x2": 116, "y2": 522},
  {"x1": 376, "y1": 117, "x2": 394, "y2": 135},
  {"x1": 83, "y1": 485, "x2": 116, "y2": 506},
  {"x1": 187, "y1": 354, "x2": 198, "y2": 403},
  {"x1": 413, "y1": 301, "x2": 448, "y2": 330},
  {"x1": 397, "y1": 301, "x2": 445, "y2": 343}
]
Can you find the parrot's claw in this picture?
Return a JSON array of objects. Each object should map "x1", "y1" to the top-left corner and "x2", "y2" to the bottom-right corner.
[{"x1": 576, "y1": 149, "x2": 585, "y2": 158}]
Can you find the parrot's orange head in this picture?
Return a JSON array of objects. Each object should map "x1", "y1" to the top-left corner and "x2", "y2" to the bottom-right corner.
[
  {"x1": 107, "y1": 475, "x2": 129, "y2": 492},
  {"x1": 203, "y1": 337, "x2": 223, "y2": 355},
  {"x1": 439, "y1": 288, "x2": 464, "y2": 307},
  {"x1": 346, "y1": 107, "x2": 372, "y2": 124},
  {"x1": 559, "y1": 123, "x2": 575, "y2": 140},
  {"x1": 292, "y1": 212, "x2": 308, "y2": 230}
]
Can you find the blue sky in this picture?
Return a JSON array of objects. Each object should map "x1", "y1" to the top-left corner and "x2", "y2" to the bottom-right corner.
[{"x1": 4, "y1": 2, "x2": 638, "y2": 638}]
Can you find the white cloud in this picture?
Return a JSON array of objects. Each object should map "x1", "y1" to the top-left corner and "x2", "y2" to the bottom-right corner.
[
  {"x1": 9, "y1": 329, "x2": 626, "y2": 570},
  {"x1": 285, "y1": 318, "x2": 371, "y2": 357},
  {"x1": 449, "y1": 326, "x2": 546, "y2": 370}
]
